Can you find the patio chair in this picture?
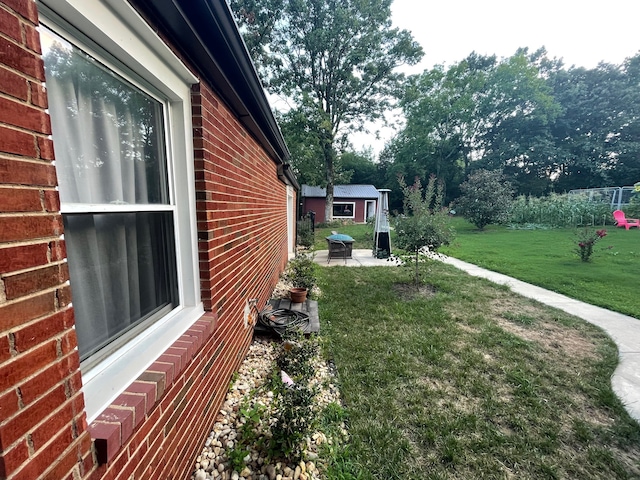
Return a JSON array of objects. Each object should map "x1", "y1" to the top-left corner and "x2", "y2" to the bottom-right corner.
[{"x1": 613, "y1": 210, "x2": 640, "y2": 230}]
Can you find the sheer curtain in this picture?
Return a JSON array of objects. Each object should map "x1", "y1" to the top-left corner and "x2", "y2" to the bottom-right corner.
[{"x1": 43, "y1": 28, "x2": 177, "y2": 361}]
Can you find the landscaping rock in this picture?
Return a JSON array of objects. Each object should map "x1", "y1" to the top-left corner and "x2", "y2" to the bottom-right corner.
[{"x1": 190, "y1": 338, "x2": 345, "y2": 480}]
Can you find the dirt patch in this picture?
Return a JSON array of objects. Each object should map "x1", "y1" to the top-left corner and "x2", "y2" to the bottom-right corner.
[
  {"x1": 489, "y1": 297, "x2": 598, "y2": 361},
  {"x1": 392, "y1": 282, "x2": 437, "y2": 300}
]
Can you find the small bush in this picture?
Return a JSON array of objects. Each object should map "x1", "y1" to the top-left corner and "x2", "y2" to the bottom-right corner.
[
  {"x1": 455, "y1": 169, "x2": 514, "y2": 230},
  {"x1": 394, "y1": 174, "x2": 454, "y2": 288},
  {"x1": 270, "y1": 330, "x2": 319, "y2": 459},
  {"x1": 285, "y1": 253, "x2": 317, "y2": 291}
]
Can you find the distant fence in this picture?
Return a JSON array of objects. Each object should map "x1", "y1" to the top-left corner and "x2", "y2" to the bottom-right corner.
[{"x1": 568, "y1": 186, "x2": 636, "y2": 210}]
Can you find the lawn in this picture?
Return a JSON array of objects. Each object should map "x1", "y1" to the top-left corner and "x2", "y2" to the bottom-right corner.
[
  {"x1": 318, "y1": 265, "x2": 640, "y2": 479},
  {"x1": 313, "y1": 223, "x2": 376, "y2": 250},
  {"x1": 309, "y1": 218, "x2": 640, "y2": 318},
  {"x1": 440, "y1": 218, "x2": 640, "y2": 319}
]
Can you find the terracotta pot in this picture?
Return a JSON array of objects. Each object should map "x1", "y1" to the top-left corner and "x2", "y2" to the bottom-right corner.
[{"x1": 289, "y1": 287, "x2": 308, "y2": 303}]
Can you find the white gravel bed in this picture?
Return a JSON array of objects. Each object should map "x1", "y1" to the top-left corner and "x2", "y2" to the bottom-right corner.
[{"x1": 191, "y1": 337, "x2": 345, "y2": 480}]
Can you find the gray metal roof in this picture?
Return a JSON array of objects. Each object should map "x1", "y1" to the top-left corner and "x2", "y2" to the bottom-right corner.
[{"x1": 301, "y1": 184, "x2": 380, "y2": 199}]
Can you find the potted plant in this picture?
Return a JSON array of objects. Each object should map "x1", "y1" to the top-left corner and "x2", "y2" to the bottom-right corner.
[{"x1": 287, "y1": 253, "x2": 316, "y2": 303}]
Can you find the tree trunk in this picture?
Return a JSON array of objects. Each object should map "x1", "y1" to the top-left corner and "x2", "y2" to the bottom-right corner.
[{"x1": 322, "y1": 129, "x2": 336, "y2": 223}]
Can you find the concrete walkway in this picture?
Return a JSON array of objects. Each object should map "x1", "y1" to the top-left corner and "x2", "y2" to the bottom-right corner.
[
  {"x1": 313, "y1": 248, "x2": 394, "y2": 266},
  {"x1": 314, "y1": 250, "x2": 640, "y2": 424}
]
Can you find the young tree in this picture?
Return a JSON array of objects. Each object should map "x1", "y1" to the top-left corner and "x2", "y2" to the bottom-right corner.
[
  {"x1": 229, "y1": 0, "x2": 423, "y2": 221},
  {"x1": 455, "y1": 169, "x2": 514, "y2": 230},
  {"x1": 394, "y1": 175, "x2": 453, "y2": 288}
]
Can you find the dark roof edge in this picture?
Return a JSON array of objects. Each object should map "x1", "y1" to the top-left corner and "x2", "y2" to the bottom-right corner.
[{"x1": 129, "y1": 0, "x2": 291, "y2": 170}]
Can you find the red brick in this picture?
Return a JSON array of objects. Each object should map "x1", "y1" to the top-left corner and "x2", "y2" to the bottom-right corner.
[
  {"x1": 19, "y1": 353, "x2": 75, "y2": 405},
  {"x1": 0, "y1": 186, "x2": 41, "y2": 212},
  {"x1": 67, "y1": 370, "x2": 83, "y2": 399},
  {"x1": 0, "y1": 124, "x2": 37, "y2": 157},
  {"x1": 12, "y1": 426, "x2": 74, "y2": 480},
  {"x1": 0, "y1": 8, "x2": 21, "y2": 42},
  {"x1": 37, "y1": 135, "x2": 55, "y2": 160},
  {"x1": 88, "y1": 422, "x2": 121, "y2": 465},
  {"x1": 137, "y1": 371, "x2": 166, "y2": 400},
  {"x1": 0, "y1": 214, "x2": 62, "y2": 242},
  {"x1": 0, "y1": 384, "x2": 66, "y2": 447},
  {"x1": 113, "y1": 392, "x2": 146, "y2": 428},
  {"x1": 57, "y1": 283, "x2": 72, "y2": 307},
  {"x1": 148, "y1": 360, "x2": 174, "y2": 388},
  {"x1": 125, "y1": 381, "x2": 156, "y2": 413},
  {"x1": 23, "y1": 22, "x2": 41, "y2": 54},
  {"x1": 49, "y1": 239, "x2": 67, "y2": 261},
  {"x1": 0, "y1": 389, "x2": 20, "y2": 424},
  {"x1": 40, "y1": 441, "x2": 82, "y2": 480},
  {"x1": 0, "y1": 338, "x2": 58, "y2": 391},
  {"x1": 0, "y1": 157, "x2": 57, "y2": 186},
  {"x1": 43, "y1": 188, "x2": 60, "y2": 212},
  {"x1": 0, "y1": 96, "x2": 50, "y2": 134},
  {"x1": 0, "y1": 66, "x2": 28, "y2": 100},
  {"x1": 0, "y1": 439, "x2": 28, "y2": 477},
  {"x1": 172, "y1": 339, "x2": 195, "y2": 359},
  {"x1": 29, "y1": 81, "x2": 47, "y2": 108},
  {"x1": 158, "y1": 353, "x2": 182, "y2": 376},
  {"x1": 0, "y1": 290, "x2": 56, "y2": 331},
  {"x1": 4, "y1": 263, "x2": 66, "y2": 300},
  {"x1": 0, "y1": 335, "x2": 11, "y2": 362},
  {"x1": 0, "y1": 37, "x2": 44, "y2": 81},
  {"x1": 31, "y1": 401, "x2": 74, "y2": 450},
  {"x1": 60, "y1": 328, "x2": 77, "y2": 356},
  {"x1": 2, "y1": 0, "x2": 39, "y2": 24},
  {"x1": 11, "y1": 305, "x2": 66, "y2": 350},
  {"x1": 97, "y1": 407, "x2": 134, "y2": 444}
]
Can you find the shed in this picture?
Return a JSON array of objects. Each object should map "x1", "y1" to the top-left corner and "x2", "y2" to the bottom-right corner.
[{"x1": 302, "y1": 184, "x2": 379, "y2": 224}]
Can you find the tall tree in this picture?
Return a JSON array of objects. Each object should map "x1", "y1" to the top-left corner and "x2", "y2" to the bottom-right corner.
[
  {"x1": 230, "y1": 0, "x2": 423, "y2": 221},
  {"x1": 388, "y1": 50, "x2": 559, "y2": 199}
]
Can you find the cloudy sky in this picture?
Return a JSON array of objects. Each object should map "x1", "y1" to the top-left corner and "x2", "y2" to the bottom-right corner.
[{"x1": 351, "y1": 0, "x2": 640, "y2": 155}]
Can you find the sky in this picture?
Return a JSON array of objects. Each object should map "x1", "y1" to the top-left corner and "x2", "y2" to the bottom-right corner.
[{"x1": 351, "y1": 0, "x2": 640, "y2": 156}]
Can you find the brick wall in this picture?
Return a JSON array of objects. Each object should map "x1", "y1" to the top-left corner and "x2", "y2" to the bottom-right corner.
[
  {"x1": 0, "y1": 1, "x2": 91, "y2": 479},
  {"x1": 0, "y1": 1, "x2": 292, "y2": 478},
  {"x1": 194, "y1": 81, "x2": 289, "y2": 315}
]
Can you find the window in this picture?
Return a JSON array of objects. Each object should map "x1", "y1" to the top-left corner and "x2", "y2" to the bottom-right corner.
[
  {"x1": 333, "y1": 202, "x2": 355, "y2": 218},
  {"x1": 39, "y1": 0, "x2": 202, "y2": 421},
  {"x1": 42, "y1": 27, "x2": 178, "y2": 361}
]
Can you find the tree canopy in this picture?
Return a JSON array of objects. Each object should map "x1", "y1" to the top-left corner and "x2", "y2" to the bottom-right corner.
[
  {"x1": 383, "y1": 48, "x2": 640, "y2": 208},
  {"x1": 230, "y1": 0, "x2": 423, "y2": 220}
]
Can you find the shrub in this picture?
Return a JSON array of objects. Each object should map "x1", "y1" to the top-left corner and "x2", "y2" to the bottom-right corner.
[
  {"x1": 455, "y1": 169, "x2": 514, "y2": 230},
  {"x1": 575, "y1": 228, "x2": 608, "y2": 262},
  {"x1": 285, "y1": 253, "x2": 317, "y2": 291},
  {"x1": 270, "y1": 330, "x2": 319, "y2": 459},
  {"x1": 394, "y1": 175, "x2": 454, "y2": 288}
]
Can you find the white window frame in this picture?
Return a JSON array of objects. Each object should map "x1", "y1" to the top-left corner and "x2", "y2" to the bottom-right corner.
[
  {"x1": 333, "y1": 201, "x2": 356, "y2": 219},
  {"x1": 38, "y1": 0, "x2": 203, "y2": 422},
  {"x1": 287, "y1": 186, "x2": 295, "y2": 259}
]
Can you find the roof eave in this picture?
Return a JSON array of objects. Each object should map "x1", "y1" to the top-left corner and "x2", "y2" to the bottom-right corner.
[{"x1": 129, "y1": 0, "x2": 291, "y2": 167}]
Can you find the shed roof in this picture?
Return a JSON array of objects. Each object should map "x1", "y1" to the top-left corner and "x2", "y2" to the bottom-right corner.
[{"x1": 301, "y1": 184, "x2": 380, "y2": 199}]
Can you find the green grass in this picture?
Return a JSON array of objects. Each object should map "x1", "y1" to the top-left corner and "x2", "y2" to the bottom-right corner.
[
  {"x1": 318, "y1": 265, "x2": 640, "y2": 479},
  {"x1": 440, "y1": 218, "x2": 640, "y2": 319},
  {"x1": 313, "y1": 223, "x2": 378, "y2": 250}
]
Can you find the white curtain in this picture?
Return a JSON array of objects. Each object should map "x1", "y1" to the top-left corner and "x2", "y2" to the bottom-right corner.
[{"x1": 43, "y1": 30, "x2": 176, "y2": 360}]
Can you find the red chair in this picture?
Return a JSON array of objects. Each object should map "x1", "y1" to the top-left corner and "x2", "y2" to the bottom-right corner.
[{"x1": 613, "y1": 210, "x2": 640, "y2": 230}]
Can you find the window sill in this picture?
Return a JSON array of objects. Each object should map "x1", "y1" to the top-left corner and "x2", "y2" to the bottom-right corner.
[{"x1": 87, "y1": 311, "x2": 217, "y2": 464}]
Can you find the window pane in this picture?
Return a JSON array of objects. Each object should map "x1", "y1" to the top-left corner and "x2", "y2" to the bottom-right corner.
[
  {"x1": 64, "y1": 212, "x2": 178, "y2": 360},
  {"x1": 333, "y1": 203, "x2": 353, "y2": 217},
  {"x1": 41, "y1": 27, "x2": 169, "y2": 205}
]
